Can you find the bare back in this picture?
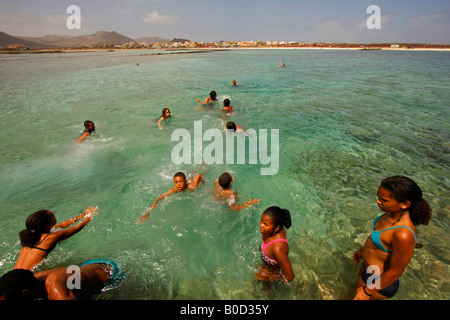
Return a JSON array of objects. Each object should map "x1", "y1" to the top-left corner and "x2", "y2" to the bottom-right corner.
[{"x1": 14, "y1": 233, "x2": 56, "y2": 271}]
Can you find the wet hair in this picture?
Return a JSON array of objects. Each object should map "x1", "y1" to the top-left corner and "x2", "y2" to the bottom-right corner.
[
  {"x1": 218, "y1": 172, "x2": 233, "y2": 189},
  {"x1": 380, "y1": 176, "x2": 432, "y2": 226},
  {"x1": 263, "y1": 206, "x2": 292, "y2": 232},
  {"x1": 209, "y1": 90, "x2": 217, "y2": 101},
  {"x1": 223, "y1": 98, "x2": 231, "y2": 107},
  {"x1": 161, "y1": 108, "x2": 171, "y2": 119},
  {"x1": 174, "y1": 172, "x2": 186, "y2": 180},
  {"x1": 0, "y1": 269, "x2": 39, "y2": 300},
  {"x1": 19, "y1": 210, "x2": 55, "y2": 248},
  {"x1": 83, "y1": 120, "x2": 95, "y2": 133},
  {"x1": 226, "y1": 122, "x2": 237, "y2": 132}
]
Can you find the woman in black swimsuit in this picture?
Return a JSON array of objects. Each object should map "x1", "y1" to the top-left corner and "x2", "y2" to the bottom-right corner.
[{"x1": 14, "y1": 207, "x2": 96, "y2": 271}]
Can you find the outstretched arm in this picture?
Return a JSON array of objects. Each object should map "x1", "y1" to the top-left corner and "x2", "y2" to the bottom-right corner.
[
  {"x1": 230, "y1": 198, "x2": 260, "y2": 212},
  {"x1": 54, "y1": 207, "x2": 97, "y2": 229},
  {"x1": 138, "y1": 189, "x2": 174, "y2": 222},
  {"x1": 196, "y1": 97, "x2": 211, "y2": 104},
  {"x1": 76, "y1": 132, "x2": 91, "y2": 143},
  {"x1": 51, "y1": 216, "x2": 92, "y2": 243}
]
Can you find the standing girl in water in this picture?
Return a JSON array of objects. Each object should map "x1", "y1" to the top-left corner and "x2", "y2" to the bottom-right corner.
[
  {"x1": 353, "y1": 176, "x2": 432, "y2": 299},
  {"x1": 256, "y1": 206, "x2": 294, "y2": 283}
]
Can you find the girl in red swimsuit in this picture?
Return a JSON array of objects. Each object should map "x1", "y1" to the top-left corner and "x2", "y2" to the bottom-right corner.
[{"x1": 256, "y1": 206, "x2": 294, "y2": 283}]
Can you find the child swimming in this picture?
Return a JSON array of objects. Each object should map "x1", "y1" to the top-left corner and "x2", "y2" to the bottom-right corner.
[
  {"x1": 213, "y1": 172, "x2": 260, "y2": 212},
  {"x1": 256, "y1": 206, "x2": 294, "y2": 283},
  {"x1": 14, "y1": 207, "x2": 97, "y2": 271},
  {"x1": 76, "y1": 120, "x2": 95, "y2": 143},
  {"x1": 226, "y1": 121, "x2": 245, "y2": 133},
  {"x1": 138, "y1": 172, "x2": 203, "y2": 222},
  {"x1": 157, "y1": 108, "x2": 171, "y2": 130},
  {"x1": 220, "y1": 98, "x2": 233, "y2": 113},
  {"x1": 196, "y1": 90, "x2": 218, "y2": 105}
]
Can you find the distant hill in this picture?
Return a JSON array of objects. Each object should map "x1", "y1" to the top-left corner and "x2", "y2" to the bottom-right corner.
[
  {"x1": 18, "y1": 31, "x2": 136, "y2": 48},
  {"x1": 135, "y1": 36, "x2": 170, "y2": 45},
  {"x1": 171, "y1": 38, "x2": 190, "y2": 43},
  {"x1": 2, "y1": 30, "x2": 188, "y2": 49},
  {"x1": 0, "y1": 31, "x2": 53, "y2": 49}
]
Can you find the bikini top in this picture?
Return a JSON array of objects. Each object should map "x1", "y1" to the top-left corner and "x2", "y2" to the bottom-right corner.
[
  {"x1": 32, "y1": 233, "x2": 56, "y2": 253},
  {"x1": 260, "y1": 230, "x2": 288, "y2": 267},
  {"x1": 370, "y1": 214, "x2": 416, "y2": 253}
]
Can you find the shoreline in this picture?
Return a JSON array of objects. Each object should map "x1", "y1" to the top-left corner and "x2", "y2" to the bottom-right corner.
[
  {"x1": 1, "y1": 46, "x2": 449, "y2": 54},
  {"x1": 222, "y1": 47, "x2": 450, "y2": 51}
]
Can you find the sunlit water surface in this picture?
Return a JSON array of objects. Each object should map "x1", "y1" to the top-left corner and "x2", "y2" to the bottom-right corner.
[{"x1": 0, "y1": 49, "x2": 448, "y2": 299}]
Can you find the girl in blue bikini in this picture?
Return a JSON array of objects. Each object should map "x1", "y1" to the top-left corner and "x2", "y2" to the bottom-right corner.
[
  {"x1": 256, "y1": 206, "x2": 294, "y2": 283},
  {"x1": 353, "y1": 176, "x2": 432, "y2": 299}
]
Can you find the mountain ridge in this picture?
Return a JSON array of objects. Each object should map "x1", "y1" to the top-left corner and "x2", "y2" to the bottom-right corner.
[
  {"x1": 0, "y1": 31, "x2": 54, "y2": 49},
  {"x1": 1, "y1": 30, "x2": 176, "y2": 49}
]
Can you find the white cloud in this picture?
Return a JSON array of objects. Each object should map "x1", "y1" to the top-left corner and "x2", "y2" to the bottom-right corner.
[
  {"x1": 142, "y1": 11, "x2": 176, "y2": 24},
  {"x1": 44, "y1": 14, "x2": 69, "y2": 26}
]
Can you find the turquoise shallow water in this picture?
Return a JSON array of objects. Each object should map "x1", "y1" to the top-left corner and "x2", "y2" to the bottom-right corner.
[{"x1": 0, "y1": 49, "x2": 449, "y2": 299}]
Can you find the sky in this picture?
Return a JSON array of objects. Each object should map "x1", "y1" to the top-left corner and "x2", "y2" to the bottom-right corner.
[{"x1": 1, "y1": 0, "x2": 449, "y2": 43}]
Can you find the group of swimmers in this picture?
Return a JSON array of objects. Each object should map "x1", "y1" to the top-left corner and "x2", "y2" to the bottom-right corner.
[
  {"x1": 141, "y1": 84, "x2": 294, "y2": 283},
  {"x1": 0, "y1": 77, "x2": 433, "y2": 300}
]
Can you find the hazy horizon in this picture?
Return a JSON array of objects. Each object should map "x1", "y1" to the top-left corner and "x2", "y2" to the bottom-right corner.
[{"x1": 1, "y1": 0, "x2": 449, "y2": 44}]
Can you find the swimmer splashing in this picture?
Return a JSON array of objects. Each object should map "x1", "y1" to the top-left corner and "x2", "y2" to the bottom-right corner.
[{"x1": 137, "y1": 172, "x2": 203, "y2": 223}]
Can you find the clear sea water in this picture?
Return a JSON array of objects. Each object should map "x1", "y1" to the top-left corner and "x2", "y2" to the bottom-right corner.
[{"x1": 0, "y1": 49, "x2": 448, "y2": 300}]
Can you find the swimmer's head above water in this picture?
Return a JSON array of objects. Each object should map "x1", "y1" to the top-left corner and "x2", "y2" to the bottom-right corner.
[
  {"x1": 218, "y1": 172, "x2": 234, "y2": 189},
  {"x1": 173, "y1": 172, "x2": 187, "y2": 191}
]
